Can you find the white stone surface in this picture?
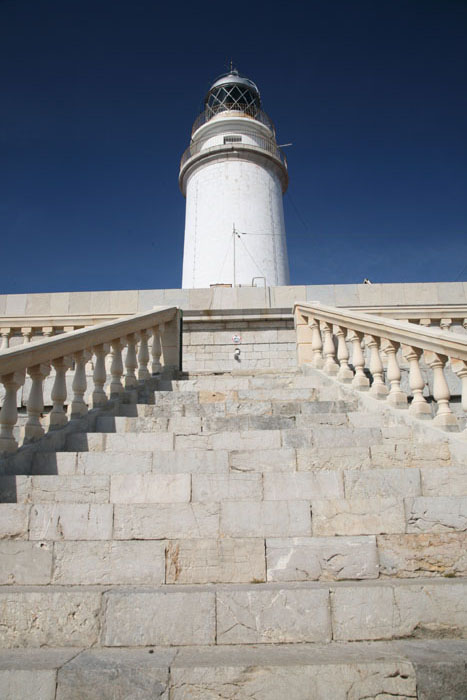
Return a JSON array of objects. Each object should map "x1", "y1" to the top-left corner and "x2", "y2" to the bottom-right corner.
[
  {"x1": 377, "y1": 533, "x2": 467, "y2": 577},
  {"x1": 266, "y1": 536, "x2": 378, "y2": 582},
  {"x1": 0, "y1": 505, "x2": 29, "y2": 539},
  {"x1": 103, "y1": 590, "x2": 215, "y2": 646},
  {"x1": 166, "y1": 538, "x2": 265, "y2": 584},
  {"x1": 29, "y1": 504, "x2": 113, "y2": 540},
  {"x1": 221, "y1": 500, "x2": 311, "y2": 537},
  {"x1": 191, "y1": 473, "x2": 262, "y2": 501},
  {"x1": 263, "y1": 471, "x2": 344, "y2": 500},
  {"x1": 113, "y1": 503, "x2": 220, "y2": 539},
  {"x1": 110, "y1": 474, "x2": 191, "y2": 503},
  {"x1": 312, "y1": 497, "x2": 405, "y2": 536},
  {"x1": 343, "y1": 468, "x2": 421, "y2": 499},
  {"x1": 405, "y1": 496, "x2": 467, "y2": 533},
  {"x1": 0, "y1": 541, "x2": 53, "y2": 584},
  {"x1": 216, "y1": 588, "x2": 331, "y2": 644}
]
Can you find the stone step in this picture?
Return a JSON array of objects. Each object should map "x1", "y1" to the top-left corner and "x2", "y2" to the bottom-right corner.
[
  {"x1": 64, "y1": 425, "x2": 384, "y2": 454},
  {"x1": 3, "y1": 639, "x2": 467, "y2": 699},
  {"x1": 0, "y1": 578, "x2": 466, "y2": 649},
  {"x1": 1, "y1": 532, "x2": 466, "y2": 586},
  {"x1": 2, "y1": 493, "x2": 466, "y2": 541},
  {"x1": 3, "y1": 466, "x2": 466, "y2": 506}
]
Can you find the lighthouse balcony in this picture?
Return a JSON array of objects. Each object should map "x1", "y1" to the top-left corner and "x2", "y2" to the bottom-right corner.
[{"x1": 180, "y1": 133, "x2": 287, "y2": 172}]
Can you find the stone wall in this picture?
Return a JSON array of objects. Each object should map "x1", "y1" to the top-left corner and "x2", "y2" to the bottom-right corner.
[
  {"x1": 183, "y1": 315, "x2": 296, "y2": 372},
  {"x1": 1, "y1": 281, "x2": 467, "y2": 318}
]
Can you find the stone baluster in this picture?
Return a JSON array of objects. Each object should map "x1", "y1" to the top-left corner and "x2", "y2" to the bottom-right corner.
[
  {"x1": 419, "y1": 318, "x2": 431, "y2": 328},
  {"x1": 0, "y1": 328, "x2": 11, "y2": 350},
  {"x1": 151, "y1": 325, "x2": 163, "y2": 374},
  {"x1": 366, "y1": 335, "x2": 388, "y2": 398},
  {"x1": 309, "y1": 319, "x2": 324, "y2": 368},
  {"x1": 402, "y1": 345, "x2": 431, "y2": 418},
  {"x1": 42, "y1": 326, "x2": 54, "y2": 339},
  {"x1": 24, "y1": 363, "x2": 50, "y2": 441},
  {"x1": 424, "y1": 351, "x2": 458, "y2": 430},
  {"x1": 449, "y1": 359, "x2": 467, "y2": 433},
  {"x1": 69, "y1": 350, "x2": 89, "y2": 417},
  {"x1": 125, "y1": 333, "x2": 138, "y2": 388},
  {"x1": 48, "y1": 357, "x2": 70, "y2": 429},
  {"x1": 349, "y1": 331, "x2": 369, "y2": 389},
  {"x1": 382, "y1": 339, "x2": 407, "y2": 407},
  {"x1": 21, "y1": 327, "x2": 32, "y2": 344},
  {"x1": 320, "y1": 321, "x2": 338, "y2": 375},
  {"x1": 0, "y1": 371, "x2": 25, "y2": 452},
  {"x1": 137, "y1": 330, "x2": 151, "y2": 380},
  {"x1": 335, "y1": 325, "x2": 353, "y2": 383},
  {"x1": 92, "y1": 344, "x2": 108, "y2": 407},
  {"x1": 440, "y1": 318, "x2": 452, "y2": 332},
  {"x1": 110, "y1": 340, "x2": 125, "y2": 396}
]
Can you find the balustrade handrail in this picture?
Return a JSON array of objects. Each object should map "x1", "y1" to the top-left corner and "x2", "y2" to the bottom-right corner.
[
  {"x1": 295, "y1": 302, "x2": 467, "y2": 361},
  {"x1": 180, "y1": 140, "x2": 288, "y2": 173},
  {"x1": 0, "y1": 306, "x2": 181, "y2": 454},
  {"x1": 294, "y1": 301, "x2": 467, "y2": 433},
  {"x1": 0, "y1": 307, "x2": 178, "y2": 376}
]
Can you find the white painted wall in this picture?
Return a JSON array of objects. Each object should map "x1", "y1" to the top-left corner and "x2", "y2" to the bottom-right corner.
[{"x1": 181, "y1": 115, "x2": 290, "y2": 289}]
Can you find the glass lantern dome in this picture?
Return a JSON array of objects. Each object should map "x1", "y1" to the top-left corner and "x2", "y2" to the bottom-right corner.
[{"x1": 204, "y1": 69, "x2": 261, "y2": 119}]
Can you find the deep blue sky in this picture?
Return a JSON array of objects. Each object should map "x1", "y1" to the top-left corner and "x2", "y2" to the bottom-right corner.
[{"x1": 1, "y1": 0, "x2": 466, "y2": 293}]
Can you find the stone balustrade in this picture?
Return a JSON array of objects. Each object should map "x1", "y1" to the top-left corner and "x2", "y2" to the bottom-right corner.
[
  {"x1": 0, "y1": 307, "x2": 180, "y2": 453},
  {"x1": 295, "y1": 302, "x2": 467, "y2": 432}
]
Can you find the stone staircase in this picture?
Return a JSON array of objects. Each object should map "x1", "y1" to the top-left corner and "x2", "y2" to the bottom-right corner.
[{"x1": 1, "y1": 368, "x2": 466, "y2": 699}]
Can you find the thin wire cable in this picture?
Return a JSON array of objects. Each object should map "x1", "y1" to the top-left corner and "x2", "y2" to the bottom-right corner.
[{"x1": 217, "y1": 234, "x2": 234, "y2": 280}]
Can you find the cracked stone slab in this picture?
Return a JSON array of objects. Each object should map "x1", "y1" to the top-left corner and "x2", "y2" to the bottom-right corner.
[
  {"x1": 296, "y1": 446, "x2": 371, "y2": 471},
  {"x1": 230, "y1": 448, "x2": 296, "y2": 473},
  {"x1": 103, "y1": 590, "x2": 215, "y2": 646},
  {"x1": 169, "y1": 657, "x2": 416, "y2": 699},
  {"x1": 266, "y1": 535, "x2": 378, "y2": 582},
  {"x1": 0, "y1": 541, "x2": 52, "y2": 584},
  {"x1": 110, "y1": 474, "x2": 191, "y2": 503},
  {"x1": 191, "y1": 473, "x2": 262, "y2": 502},
  {"x1": 331, "y1": 579, "x2": 467, "y2": 641},
  {"x1": 221, "y1": 500, "x2": 311, "y2": 537},
  {"x1": 52, "y1": 541, "x2": 166, "y2": 585},
  {"x1": 113, "y1": 503, "x2": 220, "y2": 539},
  {"x1": 29, "y1": 504, "x2": 113, "y2": 540},
  {"x1": 0, "y1": 589, "x2": 101, "y2": 647},
  {"x1": 263, "y1": 471, "x2": 344, "y2": 500},
  {"x1": 312, "y1": 497, "x2": 405, "y2": 536},
  {"x1": 166, "y1": 538, "x2": 265, "y2": 584},
  {"x1": 0, "y1": 505, "x2": 29, "y2": 539},
  {"x1": 377, "y1": 533, "x2": 467, "y2": 577},
  {"x1": 405, "y1": 496, "x2": 467, "y2": 533},
  {"x1": 152, "y1": 450, "x2": 229, "y2": 474},
  {"x1": 421, "y1": 468, "x2": 467, "y2": 497},
  {"x1": 344, "y1": 468, "x2": 421, "y2": 499},
  {"x1": 56, "y1": 648, "x2": 174, "y2": 700},
  {"x1": 216, "y1": 587, "x2": 331, "y2": 644},
  {"x1": 0, "y1": 649, "x2": 80, "y2": 700},
  {"x1": 30, "y1": 475, "x2": 110, "y2": 503}
]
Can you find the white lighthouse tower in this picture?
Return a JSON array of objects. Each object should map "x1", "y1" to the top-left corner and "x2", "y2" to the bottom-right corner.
[{"x1": 180, "y1": 69, "x2": 290, "y2": 289}]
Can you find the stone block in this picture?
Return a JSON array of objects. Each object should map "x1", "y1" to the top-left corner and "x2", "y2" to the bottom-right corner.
[
  {"x1": 0, "y1": 669, "x2": 57, "y2": 700},
  {"x1": 0, "y1": 475, "x2": 31, "y2": 503},
  {"x1": 230, "y1": 448, "x2": 296, "y2": 472},
  {"x1": 271, "y1": 285, "x2": 306, "y2": 307},
  {"x1": 370, "y1": 442, "x2": 451, "y2": 468},
  {"x1": 421, "y1": 468, "x2": 467, "y2": 496},
  {"x1": 221, "y1": 500, "x2": 311, "y2": 537},
  {"x1": 405, "y1": 496, "x2": 467, "y2": 533},
  {"x1": 0, "y1": 589, "x2": 101, "y2": 647},
  {"x1": 263, "y1": 471, "x2": 344, "y2": 500},
  {"x1": 312, "y1": 497, "x2": 405, "y2": 536},
  {"x1": 169, "y1": 656, "x2": 416, "y2": 700},
  {"x1": 104, "y1": 432, "x2": 174, "y2": 451},
  {"x1": 53, "y1": 541, "x2": 165, "y2": 584},
  {"x1": 33, "y1": 452, "x2": 78, "y2": 476},
  {"x1": 377, "y1": 533, "x2": 467, "y2": 577},
  {"x1": 0, "y1": 505, "x2": 29, "y2": 539},
  {"x1": 436, "y1": 282, "x2": 467, "y2": 304},
  {"x1": 25, "y1": 293, "x2": 52, "y2": 315},
  {"x1": 266, "y1": 535, "x2": 378, "y2": 582},
  {"x1": 192, "y1": 473, "x2": 262, "y2": 501},
  {"x1": 29, "y1": 504, "x2": 113, "y2": 540},
  {"x1": 166, "y1": 538, "x2": 265, "y2": 584},
  {"x1": 210, "y1": 429, "x2": 281, "y2": 451},
  {"x1": 5, "y1": 294, "x2": 27, "y2": 315},
  {"x1": 103, "y1": 590, "x2": 215, "y2": 646},
  {"x1": 56, "y1": 649, "x2": 172, "y2": 700},
  {"x1": 30, "y1": 475, "x2": 110, "y2": 503},
  {"x1": 305, "y1": 284, "x2": 336, "y2": 305},
  {"x1": 137, "y1": 289, "x2": 166, "y2": 311},
  {"x1": 110, "y1": 474, "x2": 190, "y2": 503},
  {"x1": 331, "y1": 580, "x2": 467, "y2": 641},
  {"x1": 152, "y1": 450, "x2": 229, "y2": 474},
  {"x1": 344, "y1": 468, "x2": 421, "y2": 499},
  {"x1": 217, "y1": 587, "x2": 331, "y2": 644},
  {"x1": 49, "y1": 292, "x2": 70, "y2": 315},
  {"x1": 297, "y1": 446, "x2": 371, "y2": 471},
  {"x1": 114, "y1": 503, "x2": 219, "y2": 539},
  {"x1": 68, "y1": 291, "x2": 91, "y2": 314},
  {"x1": 77, "y1": 451, "x2": 152, "y2": 474},
  {"x1": 334, "y1": 284, "x2": 359, "y2": 306},
  {"x1": 0, "y1": 541, "x2": 53, "y2": 584}
]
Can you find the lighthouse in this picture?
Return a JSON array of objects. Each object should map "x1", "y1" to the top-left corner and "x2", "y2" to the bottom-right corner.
[{"x1": 180, "y1": 69, "x2": 290, "y2": 289}]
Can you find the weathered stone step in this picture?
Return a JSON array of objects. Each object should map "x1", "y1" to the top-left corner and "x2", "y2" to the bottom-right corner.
[
  {"x1": 1, "y1": 532, "x2": 466, "y2": 586},
  {"x1": 1, "y1": 578, "x2": 466, "y2": 649},
  {"x1": 2, "y1": 493, "x2": 466, "y2": 541},
  {"x1": 4, "y1": 639, "x2": 467, "y2": 699}
]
